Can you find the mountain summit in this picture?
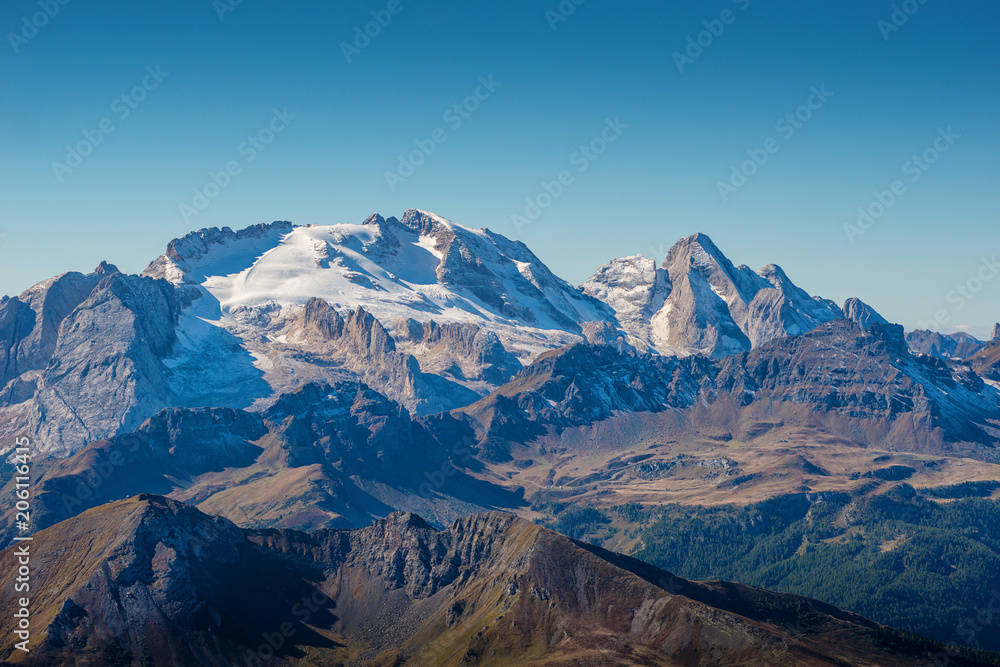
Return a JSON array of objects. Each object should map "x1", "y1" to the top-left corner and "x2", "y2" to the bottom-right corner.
[
  {"x1": 142, "y1": 209, "x2": 612, "y2": 345},
  {"x1": 582, "y1": 233, "x2": 846, "y2": 357}
]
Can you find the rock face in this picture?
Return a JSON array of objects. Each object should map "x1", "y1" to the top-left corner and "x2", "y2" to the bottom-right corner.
[
  {"x1": 992, "y1": 323, "x2": 1000, "y2": 342},
  {"x1": 1, "y1": 495, "x2": 984, "y2": 666},
  {"x1": 716, "y1": 320, "x2": 1000, "y2": 456},
  {"x1": 842, "y1": 297, "x2": 890, "y2": 329},
  {"x1": 0, "y1": 268, "x2": 184, "y2": 456},
  {"x1": 579, "y1": 254, "x2": 669, "y2": 350},
  {"x1": 583, "y1": 233, "x2": 843, "y2": 357},
  {"x1": 969, "y1": 339, "x2": 1000, "y2": 382},
  {"x1": 285, "y1": 298, "x2": 481, "y2": 415},
  {"x1": 392, "y1": 317, "x2": 523, "y2": 386},
  {"x1": 906, "y1": 330, "x2": 986, "y2": 360},
  {"x1": 0, "y1": 270, "x2": 104, "y2": 388}
]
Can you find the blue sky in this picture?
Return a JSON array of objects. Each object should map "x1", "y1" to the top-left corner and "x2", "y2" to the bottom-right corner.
[{"x1": 2, "y1": 1, "x2": 998, "y2": 336}]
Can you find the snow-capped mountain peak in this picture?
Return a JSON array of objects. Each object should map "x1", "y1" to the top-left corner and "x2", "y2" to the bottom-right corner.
[
  {"x1": 584, "y1": 233, "x2": 844, "y2": 357},
  {"x1": 144, "y1": 211, "x2": 614, "y2": 358}
]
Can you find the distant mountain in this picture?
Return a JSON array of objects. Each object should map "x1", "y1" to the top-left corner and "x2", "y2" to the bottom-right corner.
[
  {"x1": 716, "y1": 319, "x2": 1000, "y2": 458},
  {"x1": 142, "y1": 210, "x2": 613, "y2": 357},
  {"x1": 582, "y1": 233, "x2": 845, "y2": 357},
  {"x1": 1, "y1": 212, "x2": 997, "y2": 470},
  {"x1": 462, "y1": 320, "x2": 1000, "y2": 463},
  {"x1": 2, "y1": 495, "x2": 991, "y2": 666},
  {"x1": 906, "y1": 329, "x2": 986, "y2": 360}
]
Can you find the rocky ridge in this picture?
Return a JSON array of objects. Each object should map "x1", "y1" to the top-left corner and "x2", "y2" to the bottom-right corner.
[{"x1": 1, "y1": 495, "x2": 988, "y2": 666}]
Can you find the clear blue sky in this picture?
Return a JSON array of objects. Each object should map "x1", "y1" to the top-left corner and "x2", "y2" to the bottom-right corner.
[{"x1": 2, "y1": 1, "x2": 998, "y2": 336}]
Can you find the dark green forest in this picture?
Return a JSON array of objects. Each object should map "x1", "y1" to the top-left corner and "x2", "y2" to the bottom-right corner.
[{"x1": 539, "y1": 484, "x2": 1000, "y2": 652}]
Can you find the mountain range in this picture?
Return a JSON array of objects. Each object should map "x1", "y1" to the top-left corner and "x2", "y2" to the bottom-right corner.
[
  {"x1": 2, "y1": 210, "x2": 999, "y2": 665},
  {"x1": 6, "y1": 210, "x2": 995, "y2": 458}
]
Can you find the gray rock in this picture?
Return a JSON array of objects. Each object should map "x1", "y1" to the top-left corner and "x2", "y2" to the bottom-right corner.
[
  {"x1": 843, "y1": 297, "x2": 890, "y2": 329},
  {"x1": 24, "y1": 272, "x2": 182, "y2": 455},
  {"x1": 584, "y1": 233, "x2": 844, "y2": 358}
]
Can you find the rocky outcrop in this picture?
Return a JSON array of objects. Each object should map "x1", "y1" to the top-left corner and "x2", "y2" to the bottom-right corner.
[
  {"x1": 286, "y1": 298, "x2": 481, "y2": 415},
  {"x1": 0, "y1": 268, "x2": 185, "y2": 456},
  {"x1": 1, "y1": 496, "x2": 986, "y2": 666},
  {"x1": 394, "y1": 318, "x2": 522, "y2": 385},
  {"x1": 717, "y1": 319, "x2": 1000, "y2": 455},
  {"x1": 263, "y1": 381, "x2": 435, "y2": 475},
  {"x1": 843, "y1": 297, "x2": 890, "y2": 329},
  {"x1": 584, "y1": 234, "x2": 843, "y2": 358}
]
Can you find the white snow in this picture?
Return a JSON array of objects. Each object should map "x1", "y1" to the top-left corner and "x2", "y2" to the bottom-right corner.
[{"x1": 148, "y1": 214, "x2": 613, "y2": 366}]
